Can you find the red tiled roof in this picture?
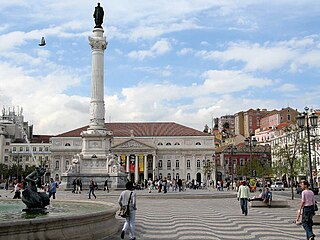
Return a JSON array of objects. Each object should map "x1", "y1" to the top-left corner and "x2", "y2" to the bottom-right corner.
[
  {"x1": 56, "y1": 122, "x2": 209, "y2": 138},
  {"x1": 276, "y1": 121, "x2": 291, "y2": 130},
  {"x1": 31, "y1": 135, "x2": 52, "y2": 143}
]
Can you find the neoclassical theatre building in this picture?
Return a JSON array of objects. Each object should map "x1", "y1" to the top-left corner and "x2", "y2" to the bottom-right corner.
[{"x1": 51, "y1": 122, "x2": 215, "y2": 184}]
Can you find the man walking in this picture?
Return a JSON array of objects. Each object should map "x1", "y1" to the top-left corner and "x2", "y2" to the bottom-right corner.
[
  {"x1": 298, "y1": 180, "x2": 316, "y2": 240},
  {"x1": 237, "y1": 181, "x2": 250, "y2": 216}
]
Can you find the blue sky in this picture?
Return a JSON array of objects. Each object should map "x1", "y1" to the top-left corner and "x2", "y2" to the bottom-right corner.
[{"x1": 0, "y1": 1, "x2": 319, "y2": 135}]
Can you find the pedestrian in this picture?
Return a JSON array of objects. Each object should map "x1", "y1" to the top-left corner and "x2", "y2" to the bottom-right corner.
[
  {"x1": 104, "y1": 179, "x2": 109, "y2": 192},
  {"x1": 177, "y1": 178, "x2": 182, "y2": 192},
  {"x1": 5, "y1": 179, "x2": 9, "y2": 191},
  {"x1": 118, "y1": 181, "x2": 136, "y2": 240},
  {"x1": 237, "y1": 181, "x2": 250, "y2": 216},
  {"x1": 72, "y1": 178, "x2": 76, "y2": 193},
  {"x1": 88, "y1": 179, "x2": 97, "y2": 199},
  {"x1": 76, "y1": 177, "x2": 81, "y2": 194},
  {"x1": 11, "y1": 180, "x2": 21, "y2": 199},
  {"x1": 48, "y1": 178, "x2": 57, "y2": 199},
  {"x1": 298, "y1": 180, "x2": 316, "y2": 240}
]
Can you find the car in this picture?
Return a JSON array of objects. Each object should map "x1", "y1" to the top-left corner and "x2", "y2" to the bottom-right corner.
[{"x1": 270, "y1": 181, "x2": 285, "y2": 191}]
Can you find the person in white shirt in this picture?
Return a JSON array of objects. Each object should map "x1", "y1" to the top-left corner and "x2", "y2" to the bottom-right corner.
[
  {"x1": 237, "y1": 181, "x2": 250, "y2": 216},
  {"x1": 118, "y1": 181, "x2": 137, "y2": 240}
]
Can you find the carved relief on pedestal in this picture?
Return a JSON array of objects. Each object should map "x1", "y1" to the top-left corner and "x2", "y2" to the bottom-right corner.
[{"x1": 89, "y1": 140, "x2": 102, "y2": 148}]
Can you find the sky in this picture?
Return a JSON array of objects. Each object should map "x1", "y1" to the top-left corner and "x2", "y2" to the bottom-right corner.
[{"x1": 0, "y1": 1, "x2": 320, "y2": 135}]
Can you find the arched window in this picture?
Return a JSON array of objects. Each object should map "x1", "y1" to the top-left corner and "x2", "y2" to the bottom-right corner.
[
  {"x1": 167, "y1": 173, "x2": 171, "y2": 180},
  {"x1": 195, "y1": 142, "x2": 201, "y2": 145},
  {"x1": 158, "y1": 160, "x2": 163, "y2": 169},
  {"x1": 187, "y1": 160, "x2": 191, "y2": 169},
  {"x1": 65, "y1": 143, "x2": 71, "y2": 146},
  {"x1": 55, "y1": 174, "x2": 59, "y2": 181},
  {"x1": 197, "y1": 160, "x2": 201, "y2": 168},
  {"x1": 159, "y1": 173, "x2": 163, "y2": 180},
  {"x1": 176, "y1": 173, "x2": 180, "y2": 180},
  {"x1": 55, "y1": 160, "x2": 59, "y2": 169},
  {"x1": 157, "y1": 142, "x2": 163, "y2": 146},
  {"x1": 174, "y1": 142, "x2": 180, "y2": 145},
  {"x1": 187, "y1": 173, "x2": 191, "y2": 181},
  {"x1": 167, "y1": 160, "x2": 171, "y2": 170},
  {"x1": 175, "y1": 160, "x2": 180, "y2": 169},
  {"x1": 66, "y1": 160, "x2": 70, "y2": 170},
  {"x1": 166, "y1": 142, "x2": 171, "y2": 146},
  {"x1": 148, "y1": 159, "x2": 152, "y2": 168}
]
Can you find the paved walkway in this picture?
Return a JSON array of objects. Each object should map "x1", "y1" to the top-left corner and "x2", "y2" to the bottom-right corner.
[{"x1": 1, "y1": 188, "x2": 318, "y2": 240}]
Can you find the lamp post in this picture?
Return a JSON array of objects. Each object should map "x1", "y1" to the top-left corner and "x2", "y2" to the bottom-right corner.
[
  {"x1": 227, "y1": 145, "x2": 237, "y2": 190},
  {"x1": 244, "y1": 137, "x2": 257, "y2": 177},
  {"x1": 296, "y1": 106, "x2": 318, "y2": 190}
]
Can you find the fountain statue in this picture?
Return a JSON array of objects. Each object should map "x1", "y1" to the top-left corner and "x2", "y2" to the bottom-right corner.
[{"x1": 21, "y1": 166, "x2": 50, "y2": 213}]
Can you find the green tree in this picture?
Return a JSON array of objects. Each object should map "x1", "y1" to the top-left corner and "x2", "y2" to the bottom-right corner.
[{"x1": 272, "y1": 125, "x2": 308, "y2": 200}]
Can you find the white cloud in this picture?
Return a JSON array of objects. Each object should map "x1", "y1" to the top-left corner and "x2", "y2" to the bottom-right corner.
[
  {"x1": 128, "y1": 39, "x2": 171, "y2": 60},
  {"x1": 274, "y1": 83, "x2": 298, "y2": 92},
  {"x1": 177, "y1": 48, "x2": 193, "y2": 56},
  {"x1": 196, "y1": 36, "x2": 320, "y2": 72}
]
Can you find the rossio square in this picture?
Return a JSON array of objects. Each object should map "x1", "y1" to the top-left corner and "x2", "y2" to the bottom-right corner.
[{"x1": 0, "y1": 2, "x2": 319, "y2": 240}]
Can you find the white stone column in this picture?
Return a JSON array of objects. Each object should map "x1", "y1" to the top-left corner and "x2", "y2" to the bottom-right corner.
[
  {"x1": 0, "y1": 130, "x2": 5, "y2": 165},
  {"x1": 88, "y1": 28, "x2": 108, "y2": 130},
  {"x1": 152, "y1": 154, "x2": 156, "y2": 179},
  {"x1": 126, "y1": 155, "x2": 130, "y2": 180},
  {"x1": 182, "y1": 155, "x2": 186, "y2": 180},
  {"x1": 144, "y1": 155, "x2": 148, "y2": 181},
  {"x1": 134, "y1": 155, "x2": 139, "y2": 183}
]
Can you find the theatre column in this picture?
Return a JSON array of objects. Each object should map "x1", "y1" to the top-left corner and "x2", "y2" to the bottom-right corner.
[
  {"x1": 134, "y1": 155, "x2": 138, "y2": 183},
  {"x1": 152, "y1": 154, "x2": 156, "y2": 180},
  {"x1": 126, "y1": 155, "x2": 130, "y2": 180},
  {"x1": 144, "y1": 155, "x2": 148, "y2": 181}
]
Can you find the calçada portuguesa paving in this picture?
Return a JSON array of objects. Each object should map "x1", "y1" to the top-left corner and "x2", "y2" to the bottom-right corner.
[{"x1": 1, "y1": 188, "x2": 318, "y2": 240}]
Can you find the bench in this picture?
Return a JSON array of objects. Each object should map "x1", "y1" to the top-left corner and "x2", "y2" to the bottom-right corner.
[{"x1": 249, "y1": 200, "x2": 288, "y2": 208}]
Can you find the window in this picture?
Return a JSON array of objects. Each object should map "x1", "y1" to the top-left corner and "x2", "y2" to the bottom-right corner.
[
  {"x1": 13, "y1": 147, "x2": 16, "y2": 151},
  {"x1": 20, "y1": 147, "x2": 23, "y2": 152},
  {"x1": 175, "y1": 160, "x2": 180, "y2": 169},
  {"x1": 287, "y1": 114, "x2": 291, "y2": 121},
  {"x1": 240, "y1": 159, "x2": 244, "y2": 166},
  {"x1": 5, "y1": 142, "x2": 9, "y2": 145},
  {"x1": 159, "y1": 173, "x2": 162, "y2": 180},
  {"x1": 39, "y1": 147, "x2": 43, "y2": 152},
  {"x1": 158, "y1": 160, "x2": 163, "y2": 169},
  {"x1": 33, "y1": 147, "x2": 36, "y2": 152},
  {"x1": 176, "y1": 173, "x2": 180, "y2": 180},
  {"x1": 174, "y1": 142, "x2": 180, "y2": 145},
  {"x1": 157, "y1": 142, "x2": 163, "y2": 146},
  {"x1": 39, "y1": 156, "x2": 42, "y2": 163},
  {"x1": 26, "y1": 156, "x2": 29, "y2": 161},
  {"x1": 4, "y1": 156, "x2": 8, "y2": 162},
  {"x1": 66, "y1": 160, "x2": 69, "y2": 170},
  {"x1": 187, "y1": 173, "x2": 191, "y2": 181},
  {"x1": 65, "y1": 143, "x2": 71, "y2": 146},
  {"x1": 167, "y1": 160, "x2": 171, "y2": 170},
  {"x1": 187, "y1": 160, "x2": 191, "y2": 169},
  {"x1": 45, "y1": 147, "x2": 49, "y2": 151},
  {"x1": 26, "y1": 147, "x2": 29, "y2": 152},
  {"x1": 195, "y1": 142, "x2": 201, "y2": 145},
  {"x1": 148, "y1": 159, "x2": 152, "y2": 168},
  {"x1": 45, "y1": 156, "x2": 49, "y2": 161},
  {"x1": 197, "y1": 160, "x2": 201, "y2": 168},
  {"x1": 167, "y1": 173, "x2": 171, "y2": 180},
  {"x1": 166, "y1": 143, "x2": 171, "y2": 146},
  {"x1": 5, "y1": 149, "x2": 8, "y2": 153},
  {"x1": 55, "y1": 161, "x2": 60, "y2": 169}
]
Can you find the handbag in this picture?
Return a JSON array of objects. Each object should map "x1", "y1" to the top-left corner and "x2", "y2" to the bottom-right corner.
[{"x1": 119, "y1": 192, "x2": 133, "y2": 218}]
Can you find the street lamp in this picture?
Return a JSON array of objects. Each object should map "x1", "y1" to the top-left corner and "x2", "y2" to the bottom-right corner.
[
  {"x1": 226, "y1": 145, "x2": 237, "y2": 190},
  {"x1": 245, "y1": 137, "x2": 257, "y2": 177},
  {"x1": 296, "y1": 106, "x2": 318, "y2": 190}
]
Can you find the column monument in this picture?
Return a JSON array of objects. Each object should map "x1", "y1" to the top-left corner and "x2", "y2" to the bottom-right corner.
[{"x1": 62, "y1": 3, "x2": 127, "y2": 189}]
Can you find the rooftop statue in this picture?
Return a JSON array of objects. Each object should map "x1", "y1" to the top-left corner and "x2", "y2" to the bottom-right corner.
[{"x1": 93, "y1": 2, "x2": 104, "y2": 28}]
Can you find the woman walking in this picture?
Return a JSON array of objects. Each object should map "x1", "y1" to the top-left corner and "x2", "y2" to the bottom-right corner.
[{"x1": 118, "y1": 181, "x2": 136, "y2": 240}]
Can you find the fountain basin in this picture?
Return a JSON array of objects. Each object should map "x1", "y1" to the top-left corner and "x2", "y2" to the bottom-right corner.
[{"x1": 0, "y1": 199, "x2": 119, "y2": 240}]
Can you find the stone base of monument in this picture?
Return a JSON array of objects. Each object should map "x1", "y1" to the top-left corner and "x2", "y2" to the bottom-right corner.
[{"x1": 61, "y1": 172, "x2": 128, "y2": 191}]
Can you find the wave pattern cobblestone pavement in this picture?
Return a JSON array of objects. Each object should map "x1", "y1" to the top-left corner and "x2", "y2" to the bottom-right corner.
[
  {"x1": 1, "y1": 189, "x2": 318, "y2": 240},
  {"x1": 105, "y1": 191, "x2": 319, "y2": 240}
]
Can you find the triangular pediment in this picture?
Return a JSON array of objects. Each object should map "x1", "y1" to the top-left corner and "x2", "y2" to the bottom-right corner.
[{"x1": 112, "y1": 139, "x2": 155, "y2": 150}]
